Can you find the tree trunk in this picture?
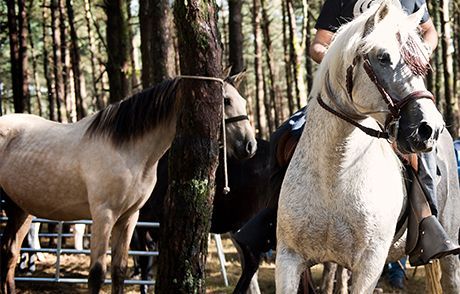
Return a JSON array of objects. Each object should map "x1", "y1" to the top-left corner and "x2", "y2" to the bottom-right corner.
[
  {"x1": 126, "y1": 0, "x2": 140, "y2": 92},
  {"x1": 440, "y1": 0, "x2": 458, "y2": 136},
  {"x1": 59, "y1": 0, "x2": 71, "y2": 121},
  {"x1": 287, "y1": 0, "x2": 307, "y2": 108},
  {"x1": 155, "y1": 0, "x2": 222, "y2": 292},
  {"x1": 252, "y1": 0, "x2": 267, "y2": 138},
  {"x1": 28, "y1": 0, "x2": 43, "y2": 116},
  {"x1": 104, "y1": 0, "x2": 130, "y2": 103},
  {"x1": 139, "y1": 0, "x2": 174, "y2": 87},
  {"x1": 228, "y1": 0, "x2": 244, "y2": 74},
  {"x1": 282, "y1": 0, "x2": 294, "y2": 116},
  {"x1": 66, "y1": 0, "x2": 87, "y2": 120},
  {"x1": 42, "y1": 0, "x2": 56, "y2": 121},
  {"x1": 84, "y1": 0, "x2": 104, "y2": 109},
  {"x1": 51, "y1": 0, "x2": 66, "y2": 122},
  {"x1": 260, "y1": 0, "x2": 279, "y2": 128},
  {"x1": 7, "y1": 0, "x2": 29, "y2": 113}
]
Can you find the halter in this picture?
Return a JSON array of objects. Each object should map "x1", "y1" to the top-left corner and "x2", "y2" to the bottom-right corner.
[
  {"x1": 177, "y1": 75, "x2": 250, "y2": 194},
  {"x1": 319, "y1": 52, "x2": 434, "y2": 140}
]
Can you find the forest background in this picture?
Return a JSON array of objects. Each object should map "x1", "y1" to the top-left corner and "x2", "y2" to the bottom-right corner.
[{"x1": 1, "y1": 0, "x2": 459, "y2": 139}]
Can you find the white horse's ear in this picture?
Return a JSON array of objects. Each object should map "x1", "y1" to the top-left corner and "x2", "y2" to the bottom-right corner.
[
  {"x1": 406, "y1": 3, "x2": 426, "y2": 29},
  {"x1": 226, "y1": 69, "x2": 246, "y2": 88},
  {"x1": 363, "y1": 0, "x2": 391, "y2": 37}
]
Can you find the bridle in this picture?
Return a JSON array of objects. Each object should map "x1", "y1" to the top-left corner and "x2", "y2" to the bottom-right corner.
[
  {"x1": 318, "y1": 52, "x2": 435, "y2": 140},
  {"x1": 177, "y1": 75, "x2": 250, "y2": 194}
]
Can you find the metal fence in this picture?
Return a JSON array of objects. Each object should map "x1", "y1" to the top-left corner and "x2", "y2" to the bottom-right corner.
[{"x1": 0, "y1": 217, "x2": 228, "y2": 287}]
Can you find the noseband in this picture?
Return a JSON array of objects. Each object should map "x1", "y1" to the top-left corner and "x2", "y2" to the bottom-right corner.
[{"x1": 319, "y1": 53, "x2": 435, "y2": 140}]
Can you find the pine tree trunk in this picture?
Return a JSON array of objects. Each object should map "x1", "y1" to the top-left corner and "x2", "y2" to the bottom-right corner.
[
  {"x1": 51, "y1": 0, "x2": 66, "y2": 122},
  {"x1": 252, "y1": 0, "x2": 267, "y2": 138},
  {"x1": 27, "y1": 0, "x2": 43, "y2": 116},
  {"x1": 440, "y1": 0, "x2": 458, "y2": 136},
  {"x1": 282, "y1": 0, "x2": 294, "y2": 116},
  {"x1": 126, "y1": 0, "x2": 139, "y2": 92},
  {"x1": 260, "y1": 0, "x2": 280, "y2": 127},
  {"x1": 228, "y1": 0, "x2": 244, "y2": 74},
  {"x1": 84, "y1": 0, "x2": 103, "y2": 109},
  {"x1": 42, "y1": 0, "x2": 56, "y2": 120},
  {"x1": 59, "y1": 0, "x2": 71, "y2": 121},
  {"x1": 287, "y1": 0, "x2": 307, "y2": 108},
  {"x1": 104, "y1": 0, "x2": 130, "y2": 103},
  {"x1": 139, "y1": 0, "x2": 174, "y2": 87},
  {"x1": 66, "y1": 0, "x2": 87, "y2": 120},
  {"x1": 7, "y1": 0, "x2": 29, "y2": 113},
  {"x1": 155, "y1": 0, "x2": 223, "y2": 292}
]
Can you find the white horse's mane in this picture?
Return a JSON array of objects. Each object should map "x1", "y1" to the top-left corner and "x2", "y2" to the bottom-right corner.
[{"x1": 309, "y1": 0, "x2": 424, "y2": 101}]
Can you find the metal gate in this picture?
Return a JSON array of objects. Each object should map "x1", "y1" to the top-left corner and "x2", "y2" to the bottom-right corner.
[{"x1": 0, "y1": 217, "x2": 228, "y2": 287}]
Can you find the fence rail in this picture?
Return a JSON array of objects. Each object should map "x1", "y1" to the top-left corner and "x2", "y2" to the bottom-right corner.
[{"x1": 0, "y1": 216, "x2": 228, "y2": 287}]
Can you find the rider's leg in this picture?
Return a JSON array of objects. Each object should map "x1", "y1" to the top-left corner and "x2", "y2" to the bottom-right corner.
[{"x1": 417, "y1": 150, "x2": 438, "y2": 216}]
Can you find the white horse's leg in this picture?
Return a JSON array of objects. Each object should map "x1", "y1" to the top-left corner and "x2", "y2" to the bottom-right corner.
[
  {"x1": 88, "y1": 214, "x2": 114, "y2": 294},
  {"x1": 275, "y1": 245, "x2": 305, "y2": 294},
  {"x1": 74, "y1": 224, "x2": 86, "y2": 251},
  {"x1": 111, "y1": 211, "x2": 139, "y2": 294},
  {"x1": 440, "y1": 255, "x2": 460, "y2": 294},
  {"x1": 350, "y1": 252, "x2": 386, "y2": 294}
]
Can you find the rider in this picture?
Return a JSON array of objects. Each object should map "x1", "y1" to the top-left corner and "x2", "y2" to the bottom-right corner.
[{"x1": 310, "y1": 0, "x2": 460, "y2": 265}]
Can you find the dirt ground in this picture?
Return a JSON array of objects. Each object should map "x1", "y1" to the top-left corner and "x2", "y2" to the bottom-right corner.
[{"x1": 14, "y1": 234, "x2": 429, "y2": 294}]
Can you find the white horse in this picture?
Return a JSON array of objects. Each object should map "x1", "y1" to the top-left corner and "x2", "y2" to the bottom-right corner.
[
  {"x1": 276, "y1": 1, "x2": 457, "y2": 293},
  {"x1": 0, "y1": 73, "x2": 257, "y2": 294}
]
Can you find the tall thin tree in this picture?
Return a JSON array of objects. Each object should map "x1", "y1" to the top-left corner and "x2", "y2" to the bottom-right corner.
[
  {"x1": 139, "y1": 0, "x2": 174, "y2": 87},
  {"x1": 155, "y1": 0, "x2": 223, "y2": 292},
  {"x1": 6, "y1": 0, "x2": 29, "y2": 113},
  {"x1": 228, "y1": 0, "x2": 244, "y2": 74},
  {"x1": 104, "y1": 0, "x2": 130, "y2": 103}
]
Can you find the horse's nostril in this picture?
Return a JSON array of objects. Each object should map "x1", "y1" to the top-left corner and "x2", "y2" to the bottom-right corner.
[
  {"x1": 246, "y1": 140, "x2": 256, "y2": 155},
  {"x1": 418, "y1": 122, "x2": 433, "y2": 142}
]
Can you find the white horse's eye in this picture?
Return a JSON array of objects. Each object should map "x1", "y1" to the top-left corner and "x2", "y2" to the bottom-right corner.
[
  {"x1": 224, "y1": 98, "x2": 231, "y2": 106},
  {"x1": 377, "y1": 52, "x2": 391, "y2": 65}
]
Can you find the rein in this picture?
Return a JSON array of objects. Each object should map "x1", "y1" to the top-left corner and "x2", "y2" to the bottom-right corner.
[
  {"x1": 319, "y1": 53, "x2": 434, "y2": 140},
  {"x1": 178, "y1": 75, "x2": 248, "y2": 194}
]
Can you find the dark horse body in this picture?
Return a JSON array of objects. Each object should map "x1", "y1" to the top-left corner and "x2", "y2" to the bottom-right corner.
[{"x1": 131, "y1": 138, "x2": 273, "y2": 293}]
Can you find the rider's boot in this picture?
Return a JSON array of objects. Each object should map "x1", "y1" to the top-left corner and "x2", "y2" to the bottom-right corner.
[{"x1": 405, "y1": 167, "x2": 460, "y2": 266}]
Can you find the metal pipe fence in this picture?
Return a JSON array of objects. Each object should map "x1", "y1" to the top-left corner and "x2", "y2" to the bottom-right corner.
[{"x1": 0, "y1": 216, "x2": 228, "y2": 287}]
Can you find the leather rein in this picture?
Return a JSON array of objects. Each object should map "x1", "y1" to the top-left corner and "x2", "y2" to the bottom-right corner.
[{"x1": 318, "y1": 54, "x2": 435, "y2": 140}]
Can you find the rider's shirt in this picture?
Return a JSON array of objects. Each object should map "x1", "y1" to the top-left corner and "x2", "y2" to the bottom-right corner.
[{"x1": 315, "y1": 0, "x2": 430, "y2": 32}]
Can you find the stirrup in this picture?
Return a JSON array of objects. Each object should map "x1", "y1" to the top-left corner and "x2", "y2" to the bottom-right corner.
[{"x1": 408, "y1": 216, "x2": 460, "y2": 266}]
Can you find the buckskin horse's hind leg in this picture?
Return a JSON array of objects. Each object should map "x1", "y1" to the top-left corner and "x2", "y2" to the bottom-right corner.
[
  {"x1": 0, "y1": 197, "x2": 32, "y2": 294},
  {"x1": 111, "y1": 211, "x2": 139, "y2": 294}
]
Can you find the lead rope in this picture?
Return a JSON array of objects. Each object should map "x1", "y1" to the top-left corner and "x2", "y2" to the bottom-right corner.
[{"x1": 177, "y1": 75, "x2": 230, "y2": 194}]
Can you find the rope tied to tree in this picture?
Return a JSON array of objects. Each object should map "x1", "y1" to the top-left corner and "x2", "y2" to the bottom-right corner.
[{"x1": 177, "y1": 75, "x2": 230, "y2": 195}]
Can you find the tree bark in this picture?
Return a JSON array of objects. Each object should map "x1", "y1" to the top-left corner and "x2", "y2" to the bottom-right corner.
[
  {"x1": 282, "y1": 0, "x2": 294, "y2": 116},
  {"x1": 104, "y1": 0, "x2": 130, "y2": 103},
  {"x1": 286, "y1": 0, "x2": 307, "y2": 108},
  {"x1": 66, "y1": 0, "x2": 87, "y2": 120},
  {"x1": 228, "y1": 0, "x2": 244, "y2": 74},
  {"x1": 260, "y1": 0, "x2": 279, "y2": 128},
  {"x1": 139, "y1": 0, "x2": 174, "y2": 87},
  {"x1": 51, "y1": 0, "x2": 66, "y2": 122},
  {"x1": 28, "y1": 0, "x2": 43, "y2": 116},
  {"x1": 440, "y1": 0, "x2": 458, "y2": 136},
  {"x1": 155, "y1": 0, "x2": 223, "y2": 293},
  {"x1": 252, "y1": 0, "x2": 267, "y2": 138},
  {"x1": 7, "y1": 0, "x2": 29, "y2": 113},
  {"x1": 42, "y1": 0, "x2": 56, "y2": 121},
  {"x1": 84, "y1": 0, "x2": 104, "y2": 110}
]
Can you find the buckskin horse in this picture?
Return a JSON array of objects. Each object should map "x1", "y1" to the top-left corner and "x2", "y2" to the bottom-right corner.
[{"x1": 0, "y1": 73, "x2": 256, "y2": 294}]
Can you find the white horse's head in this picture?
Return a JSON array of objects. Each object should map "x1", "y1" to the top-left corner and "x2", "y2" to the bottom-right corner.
[
  {"x1": 223, "y1": 71, "x2": 257, "y2": 159},
  {"x1": 314, "y1": 0, "x2": 444, "y2": 153}
]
